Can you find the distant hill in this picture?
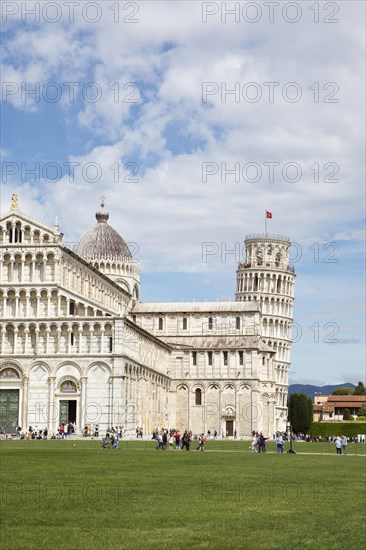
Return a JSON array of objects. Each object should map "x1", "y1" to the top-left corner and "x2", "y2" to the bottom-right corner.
[{"x1": 288, "y1": 383, "x2": 356, "y2": 399}]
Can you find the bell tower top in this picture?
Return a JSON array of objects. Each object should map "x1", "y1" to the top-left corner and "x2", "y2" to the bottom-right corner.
[{"x1": 243, "y1": 233, "x2": 292, "y2": 271}]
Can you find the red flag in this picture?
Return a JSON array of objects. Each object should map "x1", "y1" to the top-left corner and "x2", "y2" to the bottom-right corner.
[{"x1": 266, "y1": 211, "x2": 272, "y2": 219}]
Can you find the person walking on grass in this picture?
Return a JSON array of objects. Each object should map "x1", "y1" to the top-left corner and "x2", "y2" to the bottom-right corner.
[
  {"x1": 197, "y1": 433, "x2": 205, "y2": 452},
  {"x1": 181, "y1": 431, "x2": 190, "y2": 451},
  {"x1": 341, "y1": 434, "x2": 348, "y2": 455},
  {"x1": 275, "y1": 432, "x2": 284, "y2": 453},
  {"x1": 156, "y1": 433, "x2": 163, "y2": 451},
  {"x1": 335, "y1": 436, "x2": 342, "y2": 455}
]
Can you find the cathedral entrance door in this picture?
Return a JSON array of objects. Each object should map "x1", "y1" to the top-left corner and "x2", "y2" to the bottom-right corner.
[
  {"x1": 59, "y1": 400, "x2": 77, "y2": 425},
  {"x1": 0, "y1": 389, "x2": 19, "y2": 434},
  {"x1": 225, "y1": 420, "x2": 234, "y2": 437}
]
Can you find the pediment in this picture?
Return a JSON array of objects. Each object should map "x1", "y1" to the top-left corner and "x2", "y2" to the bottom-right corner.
[{"x1": 0, "y1": 209, "x2": 63, "y2": 245}]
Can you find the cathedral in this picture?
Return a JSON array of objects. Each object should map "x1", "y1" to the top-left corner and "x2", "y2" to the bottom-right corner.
[{"x1": 0, "y1": 195, "x2": 295, "y2": 437}]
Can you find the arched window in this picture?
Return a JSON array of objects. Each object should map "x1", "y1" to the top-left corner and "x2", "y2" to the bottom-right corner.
[
  {"x1": 208, "y1": 317, "x2": 213, "y2": 330},
  {"x1": 236, "y1": 316, "x2": 240, "y2": 330},
  {"x1": 158, "y1": 317, "x2": 163, "y2": 330},
  {"x1": 182, "y1": 317, "x2": 187, "y2": 330},
  {"x1": 195, "y1": 388, "x2": 202, "y2": 406}
]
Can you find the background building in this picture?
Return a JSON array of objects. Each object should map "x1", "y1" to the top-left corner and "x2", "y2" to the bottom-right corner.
[
  {"x1": 0, "y1": 196, "x2": 295, "y2": 437},
  {"x1": 313, "y1": 395, "x2": 366, "y2": 421}
]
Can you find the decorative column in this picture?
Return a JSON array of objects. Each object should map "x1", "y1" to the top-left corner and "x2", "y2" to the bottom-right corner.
[
  {"x1": 45, "y1": 327, "x2": 50, "y2": 354},
  {"x1": 47, "y1": 376, "x2": 56, "y2": 433},
  {"x1": 89, "y1": 327, "x2": 94, "y2": 354},
  {"x1": 22, "y1": 375, "x2": 29, "y2": 429},
  {"x1": 47, "y1": 293, "x2": 51, "y2": 317},
  {"x1": 13, "y1": 327, "x2": 18, "y2": 355},
  {"x1": 79, "y1": 376, "x2": 87, "y2": 431},
  {"x1": 100, "y1": 327, "x2": 105, "y2": 354},
  {"x1": 66, "y1": 326, "x2": 71, "y2": 354},
  {"x1": 78, "y1": 326, "x2": 82, "y2": 354},
  {"x1": 56, "y1": 327, "x2": 61, "y2": 354},
  {"x1": 9, "y1": 258, "x2": 14, "y2": 282}
]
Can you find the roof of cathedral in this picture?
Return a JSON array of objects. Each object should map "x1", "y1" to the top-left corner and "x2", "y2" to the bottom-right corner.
[
  {"x1": 74, "y1": 198, "x2": 132, "y2": 261},
  {"x1": 160, "y1": 335, "x2": 274, "y2": 352},
  {"x1": 132, "y1": 301, "x2": 260, "y2": 313}
]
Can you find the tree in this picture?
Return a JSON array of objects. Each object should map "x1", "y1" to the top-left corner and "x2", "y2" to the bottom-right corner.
[
  {"x1": 357, "y1": 405, "x2": 366, "y2": 417},
  {"x1": 308, "y1": 397, "x2": 313, "y2": 425},
  {"x1": 353, "y1": 382, "x2": 366, "y2": 395},
  {"x1": 288, "y1": 393, "x2": 312, "y2": 433},
  {"x1": 343, "y1": 408, "x2": 352, "y2": 421},
  {"x1": 332, "y1": 387, "x2": 354, "y2": 395}
]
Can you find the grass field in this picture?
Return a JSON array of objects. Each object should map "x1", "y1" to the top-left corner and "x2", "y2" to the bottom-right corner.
[{"x1": 1, "y1": 439, "x2": 365, "y2": 550}]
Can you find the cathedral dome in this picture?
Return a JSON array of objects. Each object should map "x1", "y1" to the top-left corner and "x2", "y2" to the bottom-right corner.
[{"x1": 75, "y1": 198, "x2": 132, "y2": 261}]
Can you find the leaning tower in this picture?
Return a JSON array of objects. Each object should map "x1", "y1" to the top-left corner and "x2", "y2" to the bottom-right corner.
[{"x1": 235, "y1": 234, "x2": 296, "y2": 431}]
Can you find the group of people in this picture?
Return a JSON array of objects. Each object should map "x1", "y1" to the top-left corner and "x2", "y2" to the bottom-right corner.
[
  {"x1": 334, "y1": 435, "x2": 348, "y2": 455},
  {"x1": 58, "y1": 422, "x2": 76, "y2": 437},
  {"x1": 13, "y1": 426, "x2": 48, "y2": 440},
  {"x1": 101, "y1": 428, "x2": 120, "y2": 449},
  {"x1": 251, "y1": 431, "x2": 270, "y2": 453},
  {"x1": 153, "y1": 429, "x2": 206, "y2": 451}
]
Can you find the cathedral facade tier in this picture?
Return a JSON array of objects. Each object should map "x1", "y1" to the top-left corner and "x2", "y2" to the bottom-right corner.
[{"x1": 0, "y1": 196, "x2": 295, "y2": 436}]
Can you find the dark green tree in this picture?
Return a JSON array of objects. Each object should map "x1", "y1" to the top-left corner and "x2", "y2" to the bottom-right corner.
[
  {"x1": 343, "y1": 408, "x2": 352, "y2": 421},
  {"x1": 357, "y1": 404, "x2": 366, "y2": 417},
  {"x1": 288, "y1": 393, "x2": 312, "y2": 433},
  {"x1": 308, "y1": 397, "x2": 313, "y2": 425},
  {"x1": 332, "y1": 387, "x2": 354, "y2": 395},
  {"x1": 353, "y1": 382, "x2": 366, "y2": 395}
]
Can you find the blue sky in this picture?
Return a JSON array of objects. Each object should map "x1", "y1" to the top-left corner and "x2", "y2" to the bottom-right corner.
[{"x1": 1, "y1": 1, "x2": 365, "y2": 385}]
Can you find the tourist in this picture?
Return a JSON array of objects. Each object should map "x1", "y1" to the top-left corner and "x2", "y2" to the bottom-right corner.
[
  {"x1": 251, "y1": 434, "x2": 258, "y2": 452},
  {"x1": 197, "y1": 433, "x2": 205, "y2": 452},
  {"x1": 341, "y1": 434, "x2": 348, "y2": 455},
  {"x1": 162, "y1": 431, "x2": 168, "y2": 450},
  {"x1": 275, "y1": 432, "x2": 284, "y2": 453},
  {"x1": 258, "y1": 432, "x2": 267, "y2": 453},
  {"x1": 181, "y1": 431, "x2": 191, "y2": 451},
  {"x1": 156, "y1": 433, "x2": 163, "y2": 451},
  {"x1": 168, "y1": 434, "x2": 174, "y2": 450},
  {"x1": 335, "y1": 436, "x2": 342, "y2": 455},
  {"x1": 112, "y1": 433, "x2": 119, "y2": 449},
  {"x1": 175, "y1": 431, "x2": 181, "y2": 450}
]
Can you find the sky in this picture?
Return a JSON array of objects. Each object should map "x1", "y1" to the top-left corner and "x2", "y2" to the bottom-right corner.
[{"x1": 1, "y1": 1, "x2": 365, "y2": 386}]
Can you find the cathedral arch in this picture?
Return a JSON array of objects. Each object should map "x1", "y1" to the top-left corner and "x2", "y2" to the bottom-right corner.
[
  {"x1": 55, "y1": 361, "x2": 82, "y2": 377},
  {"x1": 194, "y1": 387, "x2": 202, "y2": 405},
  {"x1": 29, "y1": 362, "x2": 50, "y2": 381},
  {"x1": 0, "y1": 364, "x2": 22, "y2": 379},
  {"x1": 87, "y1": 361, "x2": 111, "y2": 378}
]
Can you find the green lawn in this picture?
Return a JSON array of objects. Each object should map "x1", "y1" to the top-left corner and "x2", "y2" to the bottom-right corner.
[{"x1": 1, "y1": 440, "x2": 365, "y2": 550}]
